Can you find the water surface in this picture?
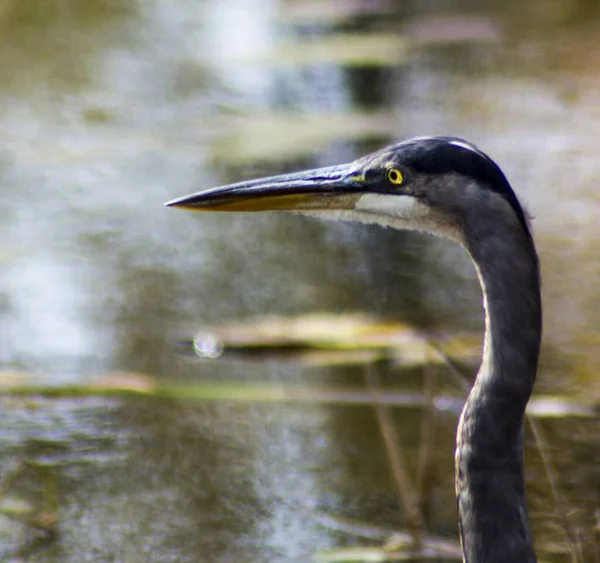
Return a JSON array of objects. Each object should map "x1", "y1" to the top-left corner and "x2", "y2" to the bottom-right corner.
[{"x1": 1, "y1": 1, "x2": 599, "y2": 561}]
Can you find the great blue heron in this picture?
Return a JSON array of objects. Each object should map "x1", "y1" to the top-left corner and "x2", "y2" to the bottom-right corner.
[{"x1": 166, "y1": 136, "x2": 541, "y2": 563}]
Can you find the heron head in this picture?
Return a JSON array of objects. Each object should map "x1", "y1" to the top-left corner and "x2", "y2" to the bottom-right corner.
[{"x1": 165, "y1": 136, "x2": 529, "y2": 244}]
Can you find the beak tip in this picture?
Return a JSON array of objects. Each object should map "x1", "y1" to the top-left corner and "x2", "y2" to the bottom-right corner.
[{"x1": 164, "y1": 196, "x2": 188, "y2": 208}]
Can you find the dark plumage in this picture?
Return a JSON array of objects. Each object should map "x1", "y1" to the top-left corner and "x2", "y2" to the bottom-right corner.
[{"x1": 361, "y1": 137, "x2": 532, "y2": 236}]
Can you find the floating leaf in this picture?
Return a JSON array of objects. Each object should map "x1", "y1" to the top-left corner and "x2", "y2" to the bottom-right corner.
[
  {"x1": 0, "y1": 497, "x2": 34, "y2": 519},
  {"x1": 0, "y1": 380, "x2": 595, "y2": 418},
  {"x1": 182, "y1": 313, "x2": 481, "y2": 368},
  {"x1": 206, "y1": 111, "x2": 396, "y2": 165},
  {"x1": 250, "y1": 33, "x2": 410, "y2": 68},
  {"x1": 407, "y1": 15, "x2": 502, "y2": 46},
  {"x1": 278, "y1": 0, "x2": 397, "y2": 25},
  {"x1": 89, "y1": 371, "x2": 156, "y2": 393},
  {"x1": 0, "y1": 371, "x2": 33, "y2": 388}
]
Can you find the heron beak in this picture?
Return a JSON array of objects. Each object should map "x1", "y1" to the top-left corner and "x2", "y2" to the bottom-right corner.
[{"x1": 164, "y1": 163, "x2": 365, "y2": 212}]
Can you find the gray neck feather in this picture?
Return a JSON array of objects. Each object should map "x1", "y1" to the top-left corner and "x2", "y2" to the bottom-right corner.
[
  {"x1": 306, "y1": 177, "x2": 542, "y2": 561},
  {"x1": 456, "y1": 192, "x2": 541, "y2": 563}
]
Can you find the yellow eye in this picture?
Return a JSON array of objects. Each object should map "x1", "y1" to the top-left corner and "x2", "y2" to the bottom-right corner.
[{"x1": 386, "y1": 167, "x2": 403, "y2": 185}]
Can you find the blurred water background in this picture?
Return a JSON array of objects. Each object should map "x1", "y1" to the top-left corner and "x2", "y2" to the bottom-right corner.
[{"x1": 1, "y1": 0, "x2": 599, "y2": 561}]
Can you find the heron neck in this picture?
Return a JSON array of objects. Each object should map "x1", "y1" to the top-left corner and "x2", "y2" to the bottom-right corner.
[{"x1": 457, "y1": 213, "x2": 541, "y2": 563}]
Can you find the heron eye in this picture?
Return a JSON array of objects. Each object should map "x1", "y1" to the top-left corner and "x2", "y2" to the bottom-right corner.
[{"x1": 386, "y1": 168, "x2": 403, "y2": 185}]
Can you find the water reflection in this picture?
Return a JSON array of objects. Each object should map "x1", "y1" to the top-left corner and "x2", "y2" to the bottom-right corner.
[{"x1": 1, "y1": 0, "x2": 599, "y2": 561}]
